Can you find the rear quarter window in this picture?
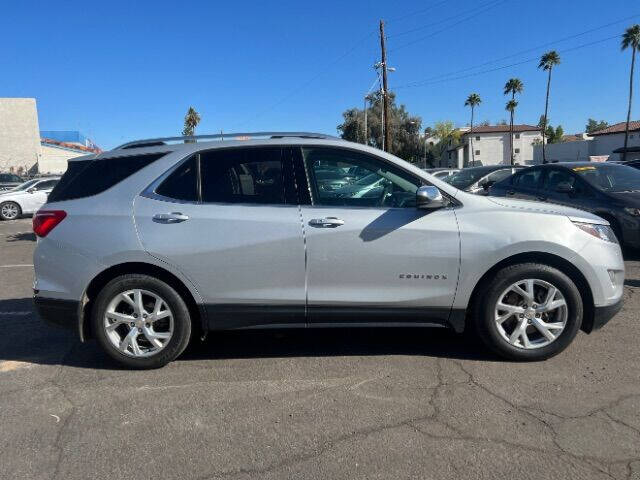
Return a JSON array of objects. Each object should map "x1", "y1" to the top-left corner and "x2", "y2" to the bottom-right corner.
[{"x1": 48, "y1": 153, "x2": 166, "y2": 202}]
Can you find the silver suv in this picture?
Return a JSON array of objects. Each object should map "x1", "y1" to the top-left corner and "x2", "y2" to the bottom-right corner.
[{"x1": 33, "y1": 133, "x2": 625, "y2": 368}]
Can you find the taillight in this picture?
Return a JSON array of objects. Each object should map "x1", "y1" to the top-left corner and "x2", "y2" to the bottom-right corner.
[{"x1": 33, "y1": 210, "x2": 67, "y2": 237}]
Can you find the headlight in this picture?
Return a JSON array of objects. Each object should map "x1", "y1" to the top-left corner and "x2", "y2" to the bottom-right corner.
[
  {"x1": 573, "y1": 222, "x2": 618, "y2": 244},
  {"x1": 624, "y1": 207, "x2": 640, "y2": 216}
]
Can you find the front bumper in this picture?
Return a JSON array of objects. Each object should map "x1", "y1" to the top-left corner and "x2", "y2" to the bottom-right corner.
[
  {"x1": 34, "y1": 296, "x2": 80, "y2": 333},
  {"x1": 591, "y1": 297, "x2": 624, "y2": 331}
]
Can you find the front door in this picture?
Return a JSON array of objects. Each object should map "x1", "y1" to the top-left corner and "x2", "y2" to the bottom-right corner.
[
  {"x1": 134, "y1": 146, "x2": 306, "y2": 329},
  {"x1": 295, "y1": 146, "x2": 460, "y2": 326}
]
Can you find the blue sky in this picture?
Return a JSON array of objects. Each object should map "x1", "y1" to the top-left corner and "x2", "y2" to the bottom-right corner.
[{"x1": 1, "y1": 0, "x2": 637, "y2": 149}]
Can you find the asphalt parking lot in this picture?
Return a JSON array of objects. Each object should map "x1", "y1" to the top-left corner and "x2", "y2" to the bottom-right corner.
[{"x1": 1, "y1": 217, "x2": 640, "y2": 480}]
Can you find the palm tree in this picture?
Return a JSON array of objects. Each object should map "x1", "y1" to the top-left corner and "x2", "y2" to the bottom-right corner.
[
  {"x1": 538, "y1": 51, "x2": 561, "y2": 164},
  {"x1": 182, "y1": 107, "x2": 201, "y2": 137},
  {"x1": 504, "y1": 78, "x2": 524, "y2": 165},
  {"x1": 465, "y1": 93, "x2": 482, "y2": 166},
  {"x1": 621, "y1": 25, "x2": 640, "y2": 162},
  {"x1": 505, "y1": 100, "x2": 519, "y2": 165}
]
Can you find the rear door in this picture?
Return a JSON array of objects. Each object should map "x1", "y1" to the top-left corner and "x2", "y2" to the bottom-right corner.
[
  {"x1": 134, "y1": 146, "x2": 306, "y2": 329},
  {"x1": 539, "y1": 167, "x2": 598, "y2": 210},
  {"x1": 295, "y1": 146, "x2": 460, "y2": 326}
]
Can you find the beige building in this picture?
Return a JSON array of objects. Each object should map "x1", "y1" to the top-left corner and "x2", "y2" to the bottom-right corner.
[
  {"x1": 0, "y1": 98, "x2": 41, "y2": 174},
  {"x1": 0, "y1": 98, "x2": 100, "y2": 174}
]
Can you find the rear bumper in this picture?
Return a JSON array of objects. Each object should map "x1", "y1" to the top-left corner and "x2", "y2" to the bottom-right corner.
[
  {"x1": 591, "y1": 297, "x2": 624, "y2": 332},
  {"x1": 34, "y1": 296, "x2": 80, "y2": 333}
]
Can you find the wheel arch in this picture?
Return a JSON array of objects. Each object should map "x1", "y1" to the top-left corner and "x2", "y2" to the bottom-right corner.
[
  {"x1": 80, "y1": 262, "x2": 206, "y2": 341},
  {"x1": 465, "y1": 251, "x2": 596, "y2": 334}
]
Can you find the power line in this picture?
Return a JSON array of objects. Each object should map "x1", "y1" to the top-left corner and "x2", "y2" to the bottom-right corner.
[
  {"x1": 233, "y1": 30, "x2": 376, "y2": 128},
  {"x1": 385, "y1": 0, "x2": 449, "y2": 24},
  {"x1": 398, "y1": 13, "x2": 639, "y2": 85},
  {"x1": 388, "y1": 0, "x2": 503, "y2": 38},
  {"x1": 388, "y1": 0, "x2": 507, "y2": 53},
  {"x1": 393, "y1": 34, "x2": 620, "y2": 90}
]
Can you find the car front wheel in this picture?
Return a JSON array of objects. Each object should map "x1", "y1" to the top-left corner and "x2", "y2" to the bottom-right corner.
[
  {"x1": 92, "y1": 274, "x2": 192, "y2": 369},
  {"x1": 474, "y1": 263, "x2": 583, "y2": 361},
  {"x1": 0, "y1": 201, "x2": 21, "y2": 220}
]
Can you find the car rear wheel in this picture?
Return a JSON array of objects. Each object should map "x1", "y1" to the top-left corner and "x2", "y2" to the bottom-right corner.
[
  {"x1": 0, "y1": 201, "x2": 21, "y2": 220},
  {"x1": 92, "y1": 274, "x2": 192, "y2": 369},
  {"x1": 474, "y1": 263, "x2": 583, "y2": 361}
]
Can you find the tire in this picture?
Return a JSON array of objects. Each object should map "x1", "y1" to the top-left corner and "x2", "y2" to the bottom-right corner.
[
  {"x1": 0, "y1": 201, "x2": 21, "y2": 221},
  {"x1": 92, "y1": 274, "x2": 192, "y2": 369},
  {"x1": 473, "y1": 263, "x2": 583, "y2": 361}
]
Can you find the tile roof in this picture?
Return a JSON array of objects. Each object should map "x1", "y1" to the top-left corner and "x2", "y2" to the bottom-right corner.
[
  {"x1": 589, "y1": 121, "x2": 640, "y2": 136},
  {"x1": 40, "y1": 138, "x2": 102, "y2": 154},
  {"x1": 464, "y1": 124, "x2": 541, "y2": 135}
]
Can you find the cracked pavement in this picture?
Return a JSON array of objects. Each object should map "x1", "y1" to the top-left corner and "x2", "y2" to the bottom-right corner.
[{"x1": 1, "y1": 218, "x2": 639, "y2": 480}]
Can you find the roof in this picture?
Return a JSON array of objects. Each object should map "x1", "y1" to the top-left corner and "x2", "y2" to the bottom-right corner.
[
  {"x1": 589, "y1": 121, "x2": 640, "y2": 136},
  {"x1": 40, "y1": 138, "x2": 102, "y2": 154},
  {"x1": 561, "y1": 134, "x2": 584, "y2": 142},
  {"x1": 464, "y1": 124, "x2": 541, "y2": 135}
]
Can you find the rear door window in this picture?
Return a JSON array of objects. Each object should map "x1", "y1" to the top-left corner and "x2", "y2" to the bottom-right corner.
[
  {"x1": 155, "y1": 156, "x2": 198, "y2": 202},
  {"x1": 200, "y1": 147, "x2": 284, "y2": 204},
  {"x1": 513, "y1": 168, "x2": 543, "y2": 190}
]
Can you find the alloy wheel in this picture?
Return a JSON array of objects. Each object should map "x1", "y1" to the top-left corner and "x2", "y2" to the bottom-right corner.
[
  {"x1": 1, "y1": 203, "x2": 19, "y2": 220},
  {"x1": 494, "y1": 278, "x2": 568, "y2": 349},
  {"x1": 103, "y1": 289, "x2": 174, "y2": 357}
]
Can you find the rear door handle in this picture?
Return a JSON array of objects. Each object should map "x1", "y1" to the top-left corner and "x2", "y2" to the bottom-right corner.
[
  {"x1": 153, "y1": 212, "x2": 189, "y2": 224},
  {"x1": 309, "y1": 217, "x2": 345, "y2": 228}
]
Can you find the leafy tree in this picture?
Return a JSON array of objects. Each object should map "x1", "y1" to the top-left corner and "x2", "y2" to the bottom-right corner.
[
  {"x1": 621, "y1": 24, "x2": 640, "y2": 161},
  {"x1": 464, "y1": 93, "x2": 482, "y2": 165},
  {"x1": 538, "y1": 51, "x2": 561, "y2": 163},
  {"x1": 504, "y1": 78, "x2": 524, "y2": 164},
  {"x1": 585, "y1": 118, "x2": 609, "y2": 134},
  {"x1": 545, "y1": 125, "x2": 564, "y2": 144},
  {"x1": 182, "y1": 107, "x2": 201, "y2": 136},
  {"x1": 338, "y1": 92, "x2": 424, "y2": 163}
]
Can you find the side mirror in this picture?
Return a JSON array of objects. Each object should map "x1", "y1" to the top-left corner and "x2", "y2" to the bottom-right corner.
[
  {"x1": 416, "y1": 186, "x2": 445, "y2": 209},
  {"x1": 480, "y1": 179, "x2": 495, "y2": 191},
  {"x1": 555, "y1": 182, "x2": 574, "y2": 194},
  {"x1": 27, "y1": 187, "x2": 36, "y2": 194}
]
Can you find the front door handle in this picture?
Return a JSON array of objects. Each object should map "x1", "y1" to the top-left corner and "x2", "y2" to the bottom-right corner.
[
  {"x1": 153, "y1": 212, "x2": 189, "y2": 224},
  {"x1": 506, "y1": 190, "x2": 515, "y2": 196},
  {"x1": 309, "y1": 217, "x2": 345, "y2": 228}
]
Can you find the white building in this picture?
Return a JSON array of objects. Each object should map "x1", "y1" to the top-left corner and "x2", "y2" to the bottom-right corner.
[
  {"x1": 532, "y1": 121, "x2": 640, "y2": 163},
  {"x1": 0, "y1": 98, "x2": 100, "y2": 174},
  {"x1": 439, "y1": 124, "x2": 542, "y2": 168}
]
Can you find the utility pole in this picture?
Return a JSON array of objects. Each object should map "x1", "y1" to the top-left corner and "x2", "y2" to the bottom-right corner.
[
  {"x1": 363, "y1": 96, "x2": 368, "y2": 146},
  {"x1": 379, "y1": 20, "x2": 391, "y2": 153}
]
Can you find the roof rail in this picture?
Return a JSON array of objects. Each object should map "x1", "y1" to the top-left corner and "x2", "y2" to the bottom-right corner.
[{"x1": 114, "y1": 132, "x2": 340, "y2": 150}]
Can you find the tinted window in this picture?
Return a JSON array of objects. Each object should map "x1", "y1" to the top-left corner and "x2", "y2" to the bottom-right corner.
[
  {"x1": 486, "y1": 169, "x2": 513, "y2": 183},
  {"x1": 201, "y1": 147, "x2": 284, "y2": 204},
  {"x1": 542, "y1": 169, "x2": 575, "y2": 191},
  {"x1": 513, "y1": 169, "x2": 542, "y2": 189},
  {"x1": 573, "y1": 164, "x2": 640, "y2": 192},
  {"x1": 445, "y1": 168, "x2": 495, "y2": 189},
  {"x1": 34, "y1": 180, "x2": 58, "y2": 191},
  {"x1": 155, "y1": 156, "x2": 198, "y2": 202},
  {"x1": 48, "y1": 153, "x2": 165, "y2": 202},
  {"x1": 302, "y1": 147, "x2": 421, "y2": 208}
]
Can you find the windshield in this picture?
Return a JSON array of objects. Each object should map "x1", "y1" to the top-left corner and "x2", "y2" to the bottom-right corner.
[
  {"x1": 573, "y1": 164, "x2": 640, "y2": 192},
  {"x1": 444, "y1": 168, "x2": 491, "y2": 189},
  {"x1": 4, "y1": 179, "x2": 39, "y2": 192}
]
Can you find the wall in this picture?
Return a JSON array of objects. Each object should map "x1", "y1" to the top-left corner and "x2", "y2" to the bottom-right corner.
[
  {"x1": 39, "y1": 144, "x2": 86, "y2": 174},
  {"x1": 0, "y1": 98, "x2": 41, "y2": 173},
  {"x1": 533, "y1": 140, "x2": 592, "y2": 163}
]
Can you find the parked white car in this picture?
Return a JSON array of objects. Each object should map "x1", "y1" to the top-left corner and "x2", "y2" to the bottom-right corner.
[{"x1": 0, "y1": 177, "x2": 60, "y2": 220}]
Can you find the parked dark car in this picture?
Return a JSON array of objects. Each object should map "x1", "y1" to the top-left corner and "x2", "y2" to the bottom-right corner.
[
  {"x1": 489, "y1": 162, "x2": 640, "y2": 248},
  {"x1": 0, "y1": 173, "x2": 24, "y2": 191},
  {"x1": 443, "y1": 165, "x2": 524, "y2": 194}
]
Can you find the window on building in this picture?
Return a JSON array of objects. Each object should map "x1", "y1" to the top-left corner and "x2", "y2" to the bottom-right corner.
[
  {"x1": 515, "y1": 133, "x2": 521, "y2": 139},
  {"x1": 475, "y1": 150, "x2": 481, "y2": 156},
  {"x1": 475, "y1": 136, "x2": 481, "y2": 141},
  {"x1": 514, "y1": 148, "x2": 520, "y2": 154}
]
